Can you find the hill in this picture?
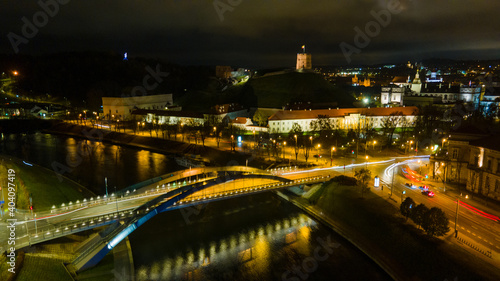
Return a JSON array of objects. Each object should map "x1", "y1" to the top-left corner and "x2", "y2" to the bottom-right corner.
[{"x1": 236, "y1": 71, "x2": 355, "y2": 108}]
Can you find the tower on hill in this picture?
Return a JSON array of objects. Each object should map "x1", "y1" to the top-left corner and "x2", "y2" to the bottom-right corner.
[{"x1": 296, "y1": 45, "x2": 312, "y2": 70}]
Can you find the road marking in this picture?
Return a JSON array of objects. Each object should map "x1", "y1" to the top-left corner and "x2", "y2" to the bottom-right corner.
[
  {"x1": 467, "y1": 230, "x2": 471, "y2": 233},
  {"x1": 495, "y1": 237, "x2": 500, "y2": 242},
  {"x1": 497, "y1": 246, "x2": 500, "y2": 249},
  {"x1": 471, "y1": 225, "x2": 478, "y2": 230},
  {"x1": 490, "y1": 242, "x2": 493, "y2": 245},
  {"x1": 472, "y1": 233, "x2": 476, "y2": 236},
  {"x1": 460, "y1": 227, "x2": 465, "y2": 230},
  {"x1": 478, "y1": 236, "x2": 481, "y2": 239}
]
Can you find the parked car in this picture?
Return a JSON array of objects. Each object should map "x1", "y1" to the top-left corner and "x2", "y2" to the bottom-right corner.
[{"x1": 313, "y1": 154, "x2": 322, "y2": 158}]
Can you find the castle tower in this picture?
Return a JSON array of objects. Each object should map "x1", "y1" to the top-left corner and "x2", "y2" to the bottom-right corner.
[{"x1": 296, "y1": 45, "x2": 312, "y2": 70}]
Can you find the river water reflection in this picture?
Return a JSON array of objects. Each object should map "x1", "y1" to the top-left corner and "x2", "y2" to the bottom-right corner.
[{"x1": 1, "y1": 132, "x2": 390, "y2": 280}]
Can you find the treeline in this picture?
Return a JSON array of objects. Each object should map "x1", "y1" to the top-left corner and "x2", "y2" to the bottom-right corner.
[{"x1": 400, "y1": 197, "x2": 450, "y2": 237}]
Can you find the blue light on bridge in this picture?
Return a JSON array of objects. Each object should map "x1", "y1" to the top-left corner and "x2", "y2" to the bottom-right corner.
[{"x1": 107, "y1": 224, "x2": 137, "y2": 250}]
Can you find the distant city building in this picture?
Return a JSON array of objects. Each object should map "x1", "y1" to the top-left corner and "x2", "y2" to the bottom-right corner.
[
  {"x1": 419, "y1": 83, "x2": 461, "y2": 103},
  {"x1": 352, "y1": 74, "x2": 372, "y2": 87},
  {"x1": 391, "y1": 76, "x2": 411, "y2": 87},
  {"x1": 102, "y1": 94, "x2": 173, "y2": 120},
  {"x1": 381, "y1": 85, "x2": 407, "y2": 106},
  {"x1": 268, "y1": 106, "x2": 418, "y2": 134},
  {"x1": 411, "y1": 70, "x2": 422, "y2": 94},
  {"x1": 216, "y1": 66, "x2": 233, "y2": 79},
  {"x1": 459, "y1": 85, "x2": 481, "y2": 103},
  {"x1": 296, "y1": 53, "x2": 312, "y2": 70},
  {"x1": 426, "y1": 69, "x2": 443, "y2": 83}
]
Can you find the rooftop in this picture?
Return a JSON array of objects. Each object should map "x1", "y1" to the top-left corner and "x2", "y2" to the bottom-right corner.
[{"x1": 269, "y1": 106, "x2": 418, "y2": 121}]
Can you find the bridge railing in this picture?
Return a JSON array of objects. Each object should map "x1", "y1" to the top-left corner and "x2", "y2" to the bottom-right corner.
[
  {"x1": 172, "y1": 174, "x2": 331, "y2": 207},
  {"x1": 36, "y1": 176, "x2": 221, "y2": 218}
]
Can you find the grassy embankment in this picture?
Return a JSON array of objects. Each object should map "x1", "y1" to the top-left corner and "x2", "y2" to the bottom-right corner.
[
  {"x1": 0, "y1": 157, "x2": 94, "y2": 211},
  {"x1": 308, "y1": 180, "x2": 499, "y2": 281}
]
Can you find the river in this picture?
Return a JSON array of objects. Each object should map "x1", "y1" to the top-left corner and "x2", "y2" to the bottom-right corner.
[{"x1": 1, "y1": 132, "x2": 390, "y2": 281}]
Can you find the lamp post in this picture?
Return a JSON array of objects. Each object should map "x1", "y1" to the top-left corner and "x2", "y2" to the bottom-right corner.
[
  {"x1": 365, "y1": 155, "x2": 369, "y2": 169},
  {"x1": 283, "y1": 141, "x2": 287, "y2": 160},
  {"x1": 294, "y1": 135, "x2": 298, "y2": 161},
  {"x1": 372, "y1": 140, "x2": 377, "y2": 151},
  {"x1": 231, "y1": 135, "x2": 234, "y2": 151},
  {"x1": 114, "y1": 186, "x2": 119, "y2": 214},
  {"x1": 441, "y1": 162, "x2": 447, "y2": 192},
  {"x1": 331, "y1": 147, "x2": 335, "y2": 166},
  {"x1": 34, "y1": 213, "x2": 37, "y2": 236},
  {"x1": 316, "y1": 144, "x2": 321, "y2": 162}
]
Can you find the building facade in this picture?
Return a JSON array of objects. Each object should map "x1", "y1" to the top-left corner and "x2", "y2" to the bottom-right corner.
[
  {"x1": 381, "y1": 85, "x2": 407, "y2": 105},
  {"x1": 268, "y1": 106, "x2": 418, "y2": 134},
  {"x1": 102, "y1": 94, "x2": 173, "y2": 120},
  {"x1": 296, "y1": 53, "x2": 312, "y2": 70},
  {"x1": 466, "y1": 136, "x2": 500, "y2": 201}
]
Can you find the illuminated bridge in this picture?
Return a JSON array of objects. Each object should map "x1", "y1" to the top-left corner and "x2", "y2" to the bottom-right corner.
[{"x1": 10, "y1": 165, "x2": 332, "y2": 272}]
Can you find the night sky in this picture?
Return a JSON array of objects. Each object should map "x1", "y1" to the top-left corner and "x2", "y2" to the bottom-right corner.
[{"x1": 1, "y1": 0, "x2": 499, "y2": 67}]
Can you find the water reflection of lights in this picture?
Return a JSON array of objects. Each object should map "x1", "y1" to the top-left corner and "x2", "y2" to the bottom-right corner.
[{"x1": 136, "y1": 214, "x2": 316, "y2": 280}]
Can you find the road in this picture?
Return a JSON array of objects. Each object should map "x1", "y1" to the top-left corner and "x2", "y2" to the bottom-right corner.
[
  {"x1": 2, "y1": 156, "x2": 498, "y2": 261},
  {"x1": 373, "y1": 158, "x2": 500, "y2": 254}
]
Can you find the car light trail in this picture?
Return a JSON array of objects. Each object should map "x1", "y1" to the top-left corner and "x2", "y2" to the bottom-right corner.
[{"x1": 458, "y1": 200, "x2": 500, "y2": 222}]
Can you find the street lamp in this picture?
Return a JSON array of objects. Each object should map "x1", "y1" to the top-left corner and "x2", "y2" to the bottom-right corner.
[
  {"x1": 331, "y1": 147, "x2": 335, "y2": 166},
  {"x1": 373, "y1": 140, "x2": 377, "y2": 151},
  {"x1": 294, "y1": 135, "x2": 298, "y2": 161},
  {"x1": 441, "y1": 162, "x2": 447, "y2": 192},
  {"x1": 316, "y1": 144, "x2": 321, "y2": 162},
  {"x1": 442, "y1": 138, "x2": 447, "y2": 149},
  {"x1": 283, "y1": 141, "x2": 287, "y2": 160},
  {"x1": 365, "y1": 155, "x2": 369, "y2": 169},
  {"x1": 231, "y1": 135, "x2": 234, "y2": 151}
]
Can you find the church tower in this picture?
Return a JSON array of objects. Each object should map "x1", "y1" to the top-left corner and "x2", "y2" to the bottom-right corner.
[{"x1": 411, "y1": 70, "x2": 422, "y2": 94}]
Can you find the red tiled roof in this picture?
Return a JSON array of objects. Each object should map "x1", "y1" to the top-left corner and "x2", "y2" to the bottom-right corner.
[
  {"x1": 268, "y1": 106, "x2": 418, "y2": 121},
  {"x1": 232, "y1": 117, "x2": 248, "y2": 124}
]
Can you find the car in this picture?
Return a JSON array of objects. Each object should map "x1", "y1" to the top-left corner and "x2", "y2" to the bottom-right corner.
[
  {"x1": 421, "y1": 190, "x2": 435, "y2": 197},
  {"x1": 419, "y1": 185, "x2": 429, "y2": 191},
  {"x1": 313, "y1": 154, "x2": 322, "y2": 158},
  {"x1": 405, "y1": 183, "x2": 417, "y2": 189}
]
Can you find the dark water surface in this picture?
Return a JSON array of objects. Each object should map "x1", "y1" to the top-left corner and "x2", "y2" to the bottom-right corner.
[{"x1": 1, "y1": 132, "x2": 390, "y2": 281}]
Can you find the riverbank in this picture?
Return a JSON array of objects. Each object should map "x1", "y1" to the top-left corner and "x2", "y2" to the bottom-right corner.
[
  {"x1": 44, "y1": 122, "x2": 271, "y2": 169},
  {"x1": 0, "y1": 155, "x2": 95, "y2": 212},
  {"x1": 279, "y1": 181, "x2": 500, "y2": 281}
]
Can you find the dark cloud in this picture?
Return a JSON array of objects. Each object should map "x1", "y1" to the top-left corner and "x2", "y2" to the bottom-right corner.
[{"x1": 1, "y1": 0, "x2": 499, "y2": 67}]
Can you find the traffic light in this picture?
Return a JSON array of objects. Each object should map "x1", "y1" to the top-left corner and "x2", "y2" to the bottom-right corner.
[
  {"x1": 30, "y1": 205, "x2": 33, "y2": 210},
  {"x1": 351, "y1": 150, "x2": 354, "y2": 154}
]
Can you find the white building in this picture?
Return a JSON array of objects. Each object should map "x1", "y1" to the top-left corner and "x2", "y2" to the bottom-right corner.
[
  {"x1": 268, "y1": 106, "x2": 418, "y2": 134},
  {"x1": 102, "y1": 94, "x2": 173, "y2": 120},
  {"x1": 381, "y1": 85, "x2": 406, "y2": 105}
]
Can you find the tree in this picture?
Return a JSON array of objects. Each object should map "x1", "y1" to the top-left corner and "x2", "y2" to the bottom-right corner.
[
  {"x1": 354, "y1": 168, "x2": 372, "y2": 198},
  {"x1": 289, "y1": 122, "x2": 302, "y2": 135},
  {"x1": 309, "y1": 115, "x2": 333, "y2": 140},
  {"x1": 410, "y1": 203, "x2": 428, "y2": 229},
  {"x1": 422, "y1": 207, "x2": 450, "y2": 237},
  {"x1": 253, "y1": 110, "x2": 269, "y2": 127},
  {"x1": 400, "y1": 197, "x2": 415, "y2": 221},
  {"x1": 381, "y1": 111, "x2": 402, "y2": 145}
]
